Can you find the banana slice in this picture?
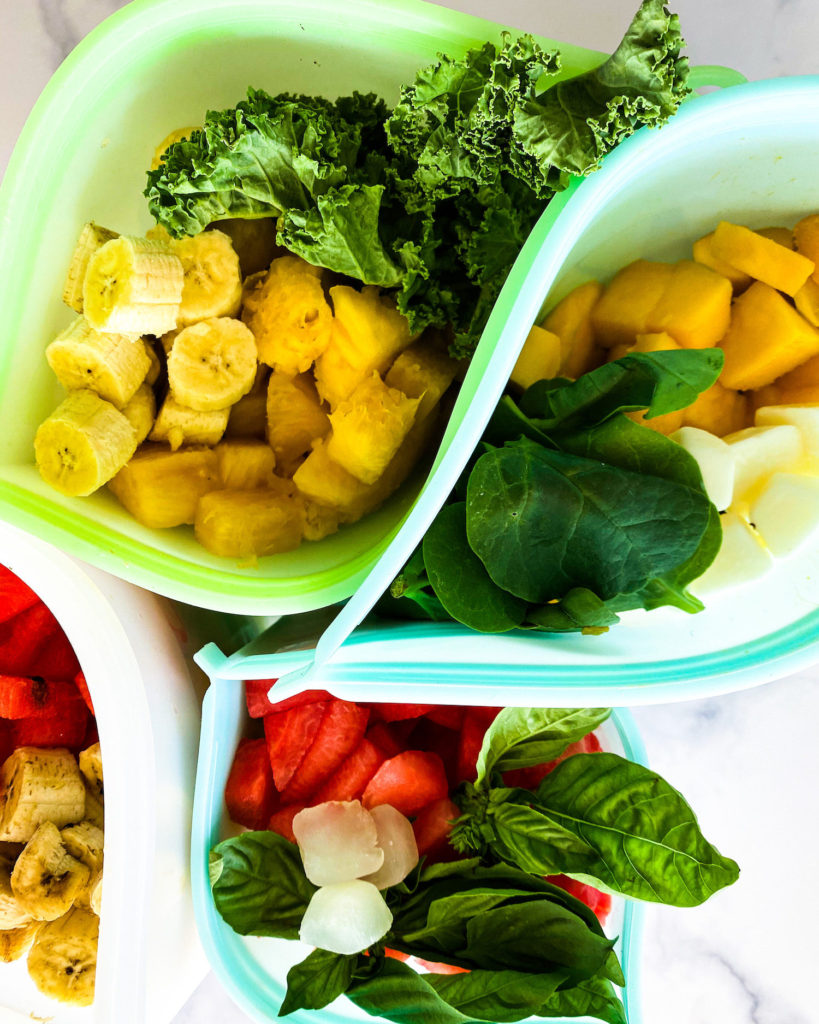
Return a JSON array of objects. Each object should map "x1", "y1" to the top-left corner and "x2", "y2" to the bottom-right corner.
[
  {"x1": 150, "y1": 125, "x2": 198, "y2": 171},
  {"x1": 173, "y1": 230, "x2": 243, "y2": 326},
  {"x1": 78, "y1": 744, "x2": 103, "y2": 798},
  {"x1": 144, "y1": 340, "x2": 162, "y2": 386},
  {"x1": 34, "y1": 389, "x2": 137, "y2": 497},
  {"x1": 0, "y1": 749, "x2": 86, "y2": 844},
  {"x1": 81, "y1": 784, "x2": 104, "y2": 831},
  {"x1": 1, "y1": 861, "x2": 33, "y2": 929},
  {"x1": 11, "y1": 822, "x2": 90, "y2": 921},
  {"x1": 60, "y1": 823, "x2": 103, "y2": 909},
  {"x1": 83, "y1": 235, "x2": 183, "y2": 335},
  {"x1": 167, "y1": 318, "x2": 258, "y2": 411},
  {"x1": 62, "y1": 222, "x2": 119, "y2": 313},
  {"x1": 46, "y1": 316, "x2": 151, "y2": 409},
  {"x1": 122, "y1": 383, "x2": 156, "y2": 445},
  {"x1": 0, "y1": 920, "x2": 41, "y2": 962},
  {"x1": 88, "y1": 873, "x2": 102, "y2": 916},
  {"x1": 149, "y1": 394, "x2": 229, "y2": 451},
  {"x1": 28, "y1": 906, "x2": 99, "y2": 1006}
]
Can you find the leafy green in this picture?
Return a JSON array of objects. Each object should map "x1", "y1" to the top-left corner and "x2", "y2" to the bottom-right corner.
[
  {"x1": 426, "y1": 970, "x2": 568, "y2": 1023},
  {"x1": 346, "y1": 958, "x2": 473, "y2": 1024},
  {"x1": 279, "y1": 949, "x2": 357, "y2": 1016},
  {"x1": 534, "y1": 976, "x2": 629, "y2": 1024}
]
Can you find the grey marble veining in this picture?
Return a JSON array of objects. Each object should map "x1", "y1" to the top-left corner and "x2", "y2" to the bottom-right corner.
[{"x1": 2, "y1": 1, "x2": 819, "y2": 1023}]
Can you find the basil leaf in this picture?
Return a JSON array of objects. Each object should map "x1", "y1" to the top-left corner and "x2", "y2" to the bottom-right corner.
[
  {"x1": 210, "y1": 832, "x2": 316, "y2": 938},
  {"x1": 486, "y1": 800, "x2": 596, "y2": 876},
  {"x1": 535, "y1": 976, "x2": 628, "y2": 1024},
  {"x1": 423, "y1": 503, "x2": 527, "y2": 632},
  {"x1": 279, "y1": 949, "x2": 357, "y2": 1016},
  {"x1": 475, "y1": 707, "x2": 611, "y2": 783},
  {"x1": 535, "y1": 753, "x2": 740, "y2": 905},
  {"x1": 426, "y1": 969, "x2": 569, "y2": 1023},
  {"x1": 346, "y1": 958, "x2": 473, "y2": 1024},
  {"x1": 400, "y1": 888, "x2": 544, "y2": 954}
]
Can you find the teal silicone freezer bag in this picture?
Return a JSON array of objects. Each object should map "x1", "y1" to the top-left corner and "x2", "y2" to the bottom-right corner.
[
  {"x1": 191, "y1": 669, "x2": 646, "y2": 1024},
  {"x1": 229, "y1": 74, "x2": 819, "y2": 707}
]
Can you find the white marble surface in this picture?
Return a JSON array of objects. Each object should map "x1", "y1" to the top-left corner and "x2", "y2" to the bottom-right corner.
[{"x1": 2, "y1": 1, "x2": 819, "y2": 1023}]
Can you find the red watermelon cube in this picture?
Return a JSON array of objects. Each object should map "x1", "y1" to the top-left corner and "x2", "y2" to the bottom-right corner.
[
  {"x1": 361, "y1": 750, "x2": 448, "y2": 817},
  {"x1": 264, "y1": 701, "x2": 328, "y2": 791},
  {"x1": 412, "y1": 797, "x2": 462, "y2": 863},
  {"x1": 280, "y1": 700, "x2": 370, "y2": 803},
  {"x1": 0, "y1": 567, "x2": 40, "y2": 623},
  {"x1": 245, "y1": 678, "x2": 332, "y2": 718},
  {"x1": 225, "y1": 738, "x2": 278, "y2": 831},
  {"x1": 311, "y1": 739, "x2": 385, "y2": 804},
  {"x1": 268, "y1": 804, "x2": 307, "y2": 843}
]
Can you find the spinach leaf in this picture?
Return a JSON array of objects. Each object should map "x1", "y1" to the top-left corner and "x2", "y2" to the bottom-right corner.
[
  {"x1": 466, "y1": 439, "x2": 713, "y2": 604},
  {"x1": 426, "y1": 969, "x2": 569, "y2": 1023},
  {"x1": 534, "y1": 752, "x2": 740, "y2": 905},
  {"x1": 526, "y1": 588, "x2": 620, "y2": 633},
  {"x1": 279, "y1": 949, "x2": 357, "y2": 1016},
  {"x1": 422, "y1": 502, "x2": 527, "y2": 632},
  {"x1": 535, "y1": 976, "x2": 628, "y2": 1024},
  {"x1": 474, "y1": 707, "x2": 611, "y2": 783},
  {"x1": 210, "y1": 832, "x2": 316, "y2": 938},
  {"x1": 346, "y1": 958, "x2": 474, "y2": 1024}
]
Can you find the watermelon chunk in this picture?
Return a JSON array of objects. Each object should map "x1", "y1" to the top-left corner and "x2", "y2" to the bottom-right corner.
[
  {"x1": 365, "y1": 720, "x2": 417, "y2": 758},
  {"x1": 245, "y1": 678, "x2": 332, "y2": 719},
  {"x1": 502, "y1": 733, "x2": 602, "y2": 790},
  {"x1": 264, "y1": 701, "x2": 328, "y2": 791},
  {"x1": 424, "y1": 706, "x2": 465, "y2": 730},
  {"x1": 366, "y1": 703, "x2": 435, "y2": 722},
  {"x1": 0, "y1": 719, "x2": 12, "y2": 765},
  {"x1": 412, "y1": 797, "x2": 462, "y2": 863},
  {"x1": 0, "y1": 675, "x2": 86, "y2": 720},
  {"x1": 312, "y1": 739, "x2": 385, "y2": 804},
  {"x1": 225, "y1": 738, "x2": 278, "y2": 830},
  {"x1": 0, "y1": 603, "x2": 79, "y2": 679},
  {"x1": 0, "y1": 567, "x2": 40, "y2": 623},
  {"x1": 411, "y1": 719, "x2": 460, "y2": 788},
  {"x1": 361, "y1": 750, "x2": 448, "y2": 817},
  {"x1": 268, "y1": 804, "x2": 307, "y2": 843},
  {"x1": 30, "y1": 624, "x2": 80, "y2": 679},
  {"x1": 412, "y1": 957, "x2": 469, "y2": 975},
  {"x1": 10, "y1": 702, "x2": 88, "y2": 750},
  {"x1": 74, "y1": 671, "x2": 95, "y2": 716},
  {"x1": 456, "y1": 711, "x2": 487, "y2": 784},
  {"x1": 547, "y1": 874, "x2": 612, "y2": 924},
  {"x1": 280, "y1": 699, "x2": 370, "y2": 803}
]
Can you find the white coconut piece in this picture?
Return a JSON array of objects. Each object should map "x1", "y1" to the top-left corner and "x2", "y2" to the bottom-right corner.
[
  {"x1": 690, "y1": 510, "x2": 773, "y2": 596},
  {"x1": 671, "y1": 426, "x2": 736, "y2": 511},
  {"x1": 755, "y1": 405, "x2": 819, "y2": 461},
  {"x1": 723, "y1": 425, "x2": 803, "y2": 503},
  {"x1": 362, "y1": 805, "x2": 419, "y2": 890},
  {"x1": 293, "y1": 801, "x2": 384, "y2": 886},
  {"x1": 748, "y1": 472, "x2": 819, "y2": 557},
  {"x1": 299, "y1": 880, "x2": 393, "y2": 955}
]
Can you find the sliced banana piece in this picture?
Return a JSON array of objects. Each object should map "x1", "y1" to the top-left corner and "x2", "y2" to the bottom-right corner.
[
  {"x1": 11, "y1": 821, "x2": 90, "y2": 921},
  {"x1": 81, "y1": 784, "x2": 104, "y2": 832},
  {"x1": 46, "y1": 316, "x2": 151, "y2": 409},
  {"x1": 0, "y1": 920, "x2": 41, "y2": 962},
  {"x1": 122, "y1": 383, "x2": 157, "y2": 445},
  {"x1": 150, "y1": 125, "x2": 198, "y2": 171},
  {"x1": 144, "y1": 340, "x2": 162, "y2": 386},
  {"x1": 167, "y1": 317, "x2": 258, "y2": 411},
  {"x1": 0, "y1": 748, "x2": 86, "y2": 844},
  {"x1": 149, "y1": 394, "x2": 229, "y2": 451},
  {"x1": 62, "y1": 222, "x2": 119, "y2": 313},
  {"x1": 173, "y1": 230, "x2": 243, "y2": 326},
  {"x1": 28, "y1": 906, "x2": 99, "y2": 1006},
  {"x1": 88, "y1": 873, "x2": 102, "y2": 916},
  {"x1": 83, "y1": 235, "x2": 183, "y2": 335},
  {"x1": 34, "y1": 389, "x2": 137, "y2": 497},
  {"x1": 1, "y1": 861, "x2": 33, "y2": 929},
  {"x1": 78, "y1": 744, "x2": 103, "y2": 798},
  {"x1": 60, "y1": 823, "x2": 104, "y2": 909}
]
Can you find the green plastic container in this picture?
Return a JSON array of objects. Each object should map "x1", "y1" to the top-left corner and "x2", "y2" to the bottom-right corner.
[{"x1": 0, "y1": 0, "x2": 613, "y2": 615}]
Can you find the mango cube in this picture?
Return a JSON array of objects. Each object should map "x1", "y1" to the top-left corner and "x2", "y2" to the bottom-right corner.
[
  {"x1": 711, "y1": 221, "x2": 814, "y2": 296},
  {"x1": 631, "y1": 332, "x2": 680, "y2": 354},
  {"x1": 327, "y1": 373, "x2": 421, "y2": 485},
  {"x1": 792, "y1": 214, "x2": 819, "y2": 283},
  {"x1": 680, "y1": 381, "x2": 750, "y2": 437},
  {"x1": 723, "y1": 424, "x2": 803, "y2": 504},
  {"x1": 748, "y1": 473, "x2": 819, "y2": 557},
  {"x1": 719, "y1": 282, "x2": 819, "y2": 389},
  {"x1": 108, "y1": 445, "x2": 219, "y2": 528},
  {"x1": 591, "y1": 260, "x2": 673, "y2": 348},
  {"x1": 194, "y1": 485, "x2": 303, "y2": 558},
  {"x1": 794, "y1": 277, "x2": 819, "y2": 326},
  {"x1": 385, "y1": 340, "x2": 458, "y2": 422},
  {"x1": 755, "y1": 226, "x2": 794, "y2": 250},
  {"x1": 644, "y1": 260, "x2": 732, "y2": 349},
  {"x1": 627, "y1": 407, "x2": 684, "y2": 436},
  {"x1": 671, "y1": 427, "x2": 736, "y2": 511},
  {"x1": 777, "y1": 353, "x2": 819, "y2": 390},
  {"x1": 509, "y1": 325, "x2": 561, "y2": 391},
  {"x1": 692, "y1": 231, "x2": 752, "y2": 292},
  {"x1": 542, "y1": 280, "x2": 603, "y2": 378},
  {"x1": 266, "y1": 372, "x2": 330, "y2": 477}
]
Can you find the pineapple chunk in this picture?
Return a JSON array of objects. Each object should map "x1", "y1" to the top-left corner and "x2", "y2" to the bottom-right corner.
[
  {"x1": 194, "y1": 486, "x2": 303, "y2": 558},
  {"x1": 300, "y1": 500, "x2": 341, "y2": 542},
  {"x1": 385, "y1": 340, "x2": 457, "y2": 422},
  {"x1": 149, "y1": 394, "x2": 228, "y2": 451},
  {"x1": 671, "y1": 426, "x2": 736, "y2": 511},
  {"x1": 214, "y1": 439, "x2": 276, "y2": 488},
  {"x1": 691, "y1": 510, "x2": 773, "y2": 596},
  {"x1": 327, "y1": 374, "x2": 421, "y2": 485},
  {"x1": 315, "y1": 286, "x2": 413, "y2": 408},
  {"x1": 266, "y1": 371, "x2": 330, "y2": 477},
  {"x1": 241, "y1": 256, "x2": 332, "y2": 375},
  {"x1": 226, "y1": 391, "x2": 267, "y2": 439},
  {"x1": 748, "y1": 473, "x2": 819, "y2": 556},
  {"x1": 755, "y1": 405, "x2": 819, "y2": 460},
  {"x1": 723, "y1": 424, "x2": 803, "y2": 504},
  {"x1": 108, "y1": 445, "x2": 219, "y2": 528}
]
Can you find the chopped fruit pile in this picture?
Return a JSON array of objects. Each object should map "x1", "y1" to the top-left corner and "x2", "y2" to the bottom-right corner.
[
  {"x1": 0, "y1": 564, "x2": 103, "y2": 1006},
  {"x1": 36, "y1": 196, "x2": 459, "y2": 562}
]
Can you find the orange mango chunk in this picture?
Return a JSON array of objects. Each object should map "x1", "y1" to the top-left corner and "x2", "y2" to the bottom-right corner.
[
  {"x1": 509, "y1": 325, "x2": 562, "y2": 390},
  {"x1": 755, "y1": 226, "x2": 794, "y2": 250},
  {"x1": 777, "y1": 352, "x2": 819, "y2": 390},
  {"x1": 793, "y1": 214, "x2": 819, "y2": 284},
  {"x1": 627, "y1": 407, "x2": 685, "y2": 436},
  {"x1": 711, "y1": 221, "x2": 814, "y2": 296},
  {"x1": 644, "y1": 260, "x2": 732, "y2": 349},
  {"x1": 719, "y1": 281, "x2": 819, "y2": 389},
  {"x1": 753, "y1": 383, "x2": 819, "y2": 409},
  {"x1": 591, "y1": 261, "x2": 673, "y2": 348},
  {"x1": 794, "y1": 278, "x2": 819, "y2": 327},
  {"x1": 680, "y1": 381, "x2": 751, "y2": 437},
  {"x1": 631, "y1": 332, "x2": 680, "y2": 353},
  {"x1": 542, "y1": 281, "x2": 603, "y2": 379},
  {"x1": 692, "y1": 231, "x2": 752, "y2": 292}
]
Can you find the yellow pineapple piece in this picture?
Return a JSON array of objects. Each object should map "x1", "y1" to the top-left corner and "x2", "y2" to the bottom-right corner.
[
  {"x1": 108, "y1": 445, "x2": 219, "y2": 528},
  {"x1": 327, "y1": 373, "x2": 421, "y2": 484},
  {"x1": 300, "y1": 499, "x2": 341, "y2": 542},
  {"x1": 266, "y1": 371, "x2": 331, "y2": 477},
  {"x1": 241, "y1": 256, "x2": 332, "y2": 375},
  {"x1": 315, "y1": 286, "x2": 413, "y2": 408},
  {"x1": 211, "y1": 217, "x2": 281, "y2": 277},
  {"x1": 194, "y1": 485, "x2": 303, "y2": 558},
  {"x1": 226, "y1": 391, "x2": 267, "y2": 439},
  {"x1": 214, "y1": 439, "x2": 276, "y2": 488},
  {"x1": 384, "y1": 339, "x2": 458, "y2": 422}
]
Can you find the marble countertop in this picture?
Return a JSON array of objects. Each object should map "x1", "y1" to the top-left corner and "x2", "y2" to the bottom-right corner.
[{"x1": 2, "y1": 2, "x2": 819, "y2": 1023}]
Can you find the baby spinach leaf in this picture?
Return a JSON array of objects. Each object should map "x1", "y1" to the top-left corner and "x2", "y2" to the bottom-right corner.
[
  {"x1": 535, "y1": 976, "x2": 627, "y2": 1024},
  {"x1": 535, "y1": 752, "x2": 740, "y2": 905},
  {"x1": 526, "y1": 588, "x2": 620, "y2": 632},
  {"x1": 279, "y1": 949, "x2": 357, "y2": 1016},
  {"x1": 346, "y1": 958, "x2": 473, "y2": 1024},
  {"x1": 426, "y1": 969, "x2": 569, "y2": 1023},
  {"x1": 210, "y1": 832, "x2": 316, "y2": 938},
  {"x1": 475, "y1": 707, "x2": 611, "y2": 783},
  {"x1": 422, "y1": 502, "x2": 527, "y2": 632}
]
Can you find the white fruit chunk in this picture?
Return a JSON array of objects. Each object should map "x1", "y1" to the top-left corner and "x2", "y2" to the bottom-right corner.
[
  {"x1": 748, "y1": 473, "x2": 819, "y2": 557},
  {"x1": 362, "y1": 805, "x2": 419, "y2": 890},
  {"x1": 723, "y1": 425, "x2": 803, "y2": 504},
  {"x1": 299, "y1": 880, "x2": 393, "y2": 954},
  {"x1": 293, "y1": 801, "x2": 383, "y2": 886},
  {"x1": 755, "y1": 405, "x2": 819, "y2": 460},
  {"x1": 671, "y1": 427, "x2": 736, "y2": 511},
  {"x1": 691, "y1": 510, "x2": 773, "y2": 595}
]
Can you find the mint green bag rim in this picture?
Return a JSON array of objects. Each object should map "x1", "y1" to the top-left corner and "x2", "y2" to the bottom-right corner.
[{"x1": 191, "y1": 679, "x2": 647, "y2": 1024}]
